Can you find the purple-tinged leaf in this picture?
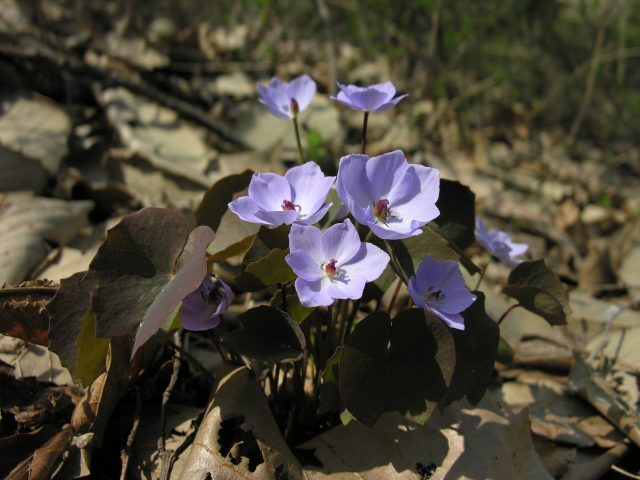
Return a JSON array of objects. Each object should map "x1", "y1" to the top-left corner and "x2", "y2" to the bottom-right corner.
[
  {"x1": 339, "y1": 308, "x2": 456, "y2": 427},
  {"x1": 81, "y1": 208, "x2": 215, "y2": 357},
  {"x1": 235, "y1": 248, "x2": 296, "y2": 292},
  {"x1": 195, "y1": 170, "x2": 254, "y2": 232}
]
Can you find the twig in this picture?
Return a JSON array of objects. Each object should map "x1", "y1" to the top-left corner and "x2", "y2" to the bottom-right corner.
[
  {"x1": 120, "y1": 386, "x2": 141, "y2": 480},
  {"x1": 158, "y1": 332, "x2": 181, "y2": 480},
  {"x1": 0, "y1": 286, "x2": 59, "y2": 297},
  {"x1": 292, "y1": 116, "x2": 305, "y2": 164},
  {"x1": 428, "y1": 0, "x2": 443, "y2": 59},
  {"x1": 360, "y1": 111, "x2": 369, "y2": 155},
  {"x1": 611, "y1": 465, "x2": 640, "y2": 480}
]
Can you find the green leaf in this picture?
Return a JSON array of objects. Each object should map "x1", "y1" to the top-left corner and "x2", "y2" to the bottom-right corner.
[
  {"x1": 339, "y1": 308, "x2": 456, "y2": 427},
  {"x1": 195, "y1": 170, "x2": 254, "y2": 232},
  {"x1": 361, "y1": 263, "x2": 396, "y2": 303},
  {"x1": 226, "y1": 306, "x2": 306, "y2": 363},
  {"x1": 81, "y1": 208, "x2": 215, "y2": 357},
  {"x1": 497, "y1": 337, "x2": 515, "y2": 365},
  {"x1": 318, "y1": 347, "x2": 343, "y2": 414},
  {"x1": 380, "y1": 222, "x2": 480, "y2": 285},
  {"x1": 434, "y1": 179, "x2": 476, "y2": 250},
  {"x1": 438, "y1": 292, "x2": 500, "y2": 410},
  {"x1": 46, "y1": 271, "x2": 91, "y2": 378},
  {"x1": 270, "y1": 289, "x2": 315, "y2": 324},
  {"x1": 502, "y1": 259, "x2": 571, "y2": 326},
  {"x1": 207, "y1": 209, "x2": 259, "y2": 262},
  {"x1": 76, "y1": 309, "x2": 110, "y2": 388},
  {"x1": 241, "y1": 225, "x2": 291, "y2": 269},
  {"x1": 235, "y1": 248, "x2": 297, "y2": 292}
]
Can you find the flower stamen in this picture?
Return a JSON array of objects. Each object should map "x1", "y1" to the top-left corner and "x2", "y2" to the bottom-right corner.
[
  {"x1": 426, "y1": 286, "x2": 445, "y2": 305},
  {"x1": 323, "y1": 258, "x2": 339, "y2": 277},
  {"x1": 282, "y1": 200, "x2": 302, "y2": 213}
]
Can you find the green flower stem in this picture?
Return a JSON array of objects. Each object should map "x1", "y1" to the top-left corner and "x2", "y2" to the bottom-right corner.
[
  {"x1": 497, "y1": 303, "x2": 521, "y2": 326},
  {"x1": 340, "y1": 299, "x2": 361, "y2": 344},
  {"x1": 361, "y1": 111, "x2": 370, "y2": 155},
  {"x1": 387, "y1": 277, "x2": 404, "y2": 314},
  {"x1": 475, "y1": 253, "x2": 494, "y2": 291},
  {"x1": 292, "y1": 115, "x2": 305, "y2": 164},
  {"x1": 365, "y1": 230, "x2": 375, "y2": 242}
]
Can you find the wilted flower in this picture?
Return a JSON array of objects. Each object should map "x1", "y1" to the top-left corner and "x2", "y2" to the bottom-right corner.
[
  {"x1": 228, "y1": 161, "x2": 335, "y2": 227},
  {"x1": 474, "y1": 216, "x2": 529, "y2": 266},
  {"x1": 407, "y1": 255, "x2": 476, "y2": 330},
  {"x1": 331, "y1": 81, "x2": 408, "y2": 112},
  {"x1": 285, "y1": 219, "x2": 390, "y2": 307},
  {"x1": 257, "y1": 74, "x2": 316, "y2": 120},
  {"x1": 336, "y1": 150, "x2": 440, "y2": 240},
  {"x1": 180, "y1": 273, "x2": 231, "y2": 330}
]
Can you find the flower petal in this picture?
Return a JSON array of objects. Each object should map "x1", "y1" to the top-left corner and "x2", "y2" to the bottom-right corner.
[
  {"x1": 508, "y1": 242, "x2": 529, "y2": 258},
  {"x1": 295, "y1": 203, "x2": 332, "y2": 225},
  {"x1": 295, "y1": 277, "x2": 334, "y2": 307},
  {"x1": 336, "y1": 154, "x2": 373, "y2": 209},
  {"x1": 428, "y1": 305, "x2": 466, "y2": 330},
  {"x1": 331, "y1": 91, "x2": 362, "y2": 110},
  {"x1": 345, "y1": 87, "x2": 390, "y2": 112},
  {"x1": 327, "y1": 275, "x2": 367, "y2": 300},
  {"x1": 289, "y1": 223, "x2": 324, "y2": 263},
  {"x1": 288, "y1": 74, "x2": 316, "y2": 113},
  {"x1": 415, "y1": 255, "x2": 443, "y2": 293},
  {"x1": 365, "y1": 150, "x2": 413, "y2": 205},
  {"x1": 392, "y1": 164, "x2": 440, "y2": 209},
  {"x1": 437, "y1": 286, "x2": 476, "y2": 314},
  {"x1": 179, "y1": 305, "x2": 221, "y2": 331},
  {"x1": 407, "y1": 276, "x2": 428, "y2": 308},
  {"x1": 366, "y1": 218, "x2": 424, "y2": 240},
  {"x1": 340, "y1": 242, "x2": 390, "y2": 282},
  {"x1": 254, "y1": 209, "x2": 298, "y2": 226},
  {"x1": 285, "y1": 161, "x2": 335, "y2": 217},
  {"x1": 368, "y1": 81, "x2": 396, "y2": 102},
  {"x1": 286, "y1": 250, "x2": 324, "y2": 281},
  {"x1": 257, "y1": 78, "x2": 291, "y2": 119},
  {"x1": 371, "y1": 94, "x2": 409, "y2": 112},
  {"x1": 322, "y1": 219, "x2": 361, "y2": 265},
  {"x1": 248, "y1": 172, "x2": 292, "y2": 212},
  {"x1": 258, "y1": 98, "x2": 292, "y2": 120},
  {"x1": 228, "y1": 196, "x2": 273, "y2": 225}
]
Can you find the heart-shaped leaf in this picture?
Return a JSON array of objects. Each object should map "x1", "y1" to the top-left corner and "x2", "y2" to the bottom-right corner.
[
  {"x1": 207, "y1": 209, "x2": 259, "y2": 262},
  {"x1": 434, "y1": 179, "x2": 476, "y2": 250},
  {"x1": 46, "y1": 272, "x2": 91, "y2": 378},
  {"x1": 226, "y1": 306, "x2": 306, "y2": 363},
  {"x1": 502, "y1": 259, "x2": 571, "y2": 326},
  {"x1": 235, "y1": 249, "x2": 296, "y2": 292},
  {"x1": 316, "y1": 347, "x2": 355, "y2": 425},
  {"x1": 270, "y1": 289, "x2": 315, "y2": 324},
  {"x1": 195, "y1": 170, "x2": 253, "y2": 232},
  {"x1": 340, "y1": 308, "x2": 456, "y2": 427},
  {"x1": 241, "y1": 225, "x2": 291, "y2": 269},
  {"x1": 438, "y1": 292, "x2": 500, "y2": 410},
  {"x1": 81, "y1": 208, "x2": 215, "y2": 356},
  {"x1": 380, "y1": 222, "x2": 480, "y2": 285},
  {"x1": 76, "y1": 309, "x2": 110, "y2": 387}
]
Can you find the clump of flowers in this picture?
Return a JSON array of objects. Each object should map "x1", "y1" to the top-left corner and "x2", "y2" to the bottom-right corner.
[
  {"x1": 228, "y1": 161, "x2": 335, "y2": 226},
  {"x1": 407, "y1": 255, "x2": 476, "y2": 330},
  {"x1": 336, "y1": 150, "x2": 440, "y2": 239},
  {"x1": 285, "y1": 219, "x2": 390, "y2": 307},
  {"x1": 179, "y1": 273, "x2": 231, "y2": 330},
  {"x1": 474, "y1": 216, "x2": 529, "y2": 266}
]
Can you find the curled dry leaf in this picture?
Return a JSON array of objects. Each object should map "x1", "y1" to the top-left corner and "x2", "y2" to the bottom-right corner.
[
  {"x1": 178, "y1": 364, "x2": 303, "y2": 480},
  {"x1": 0, "y1": 279, "x2": 56, "y2": 346}
]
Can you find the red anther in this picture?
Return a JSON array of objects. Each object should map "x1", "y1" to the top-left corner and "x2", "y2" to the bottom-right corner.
[
  {"x1": 373, "y1": 199, "x2": 389, "y2": 219},
  {"x1": 325, "y1": 259, "x2": 338, "y2": 276},
  {"x1": 282, "y1": 200, "x2": 297, "y2": 211}
]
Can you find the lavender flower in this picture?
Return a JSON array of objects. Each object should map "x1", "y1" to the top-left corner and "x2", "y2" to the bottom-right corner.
[
  {"x1": 336, "y1": 150, "x2": 440, "y2": 240},
  {"x1": 407, "y1": 255, "x2": 476, "y2": 330},
  {"x1": 474, "y1": 216, "x2": 529, "y2": 266},
  {"x1": 285, "y1": 219, "x2": 390, "y2": 307},
  {"x1": 257, "y1": 74, "x2": 316, "y2": 120},
  {"x1": 179, "y1": 273, "x2": 231, "y2": 330},
  {"x1": 331, "y1": 81, "x2": 408, "y2": 112},
  {"x1": 228, "y1": 161, "x2": 335, "y2": 227}
]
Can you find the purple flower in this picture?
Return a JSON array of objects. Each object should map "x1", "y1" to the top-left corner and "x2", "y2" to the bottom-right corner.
[
  {"x1": 180, "y1": 273, "x2": 231, "y2": 330},
  {"x1": 474, "y1": 216, "x2": 529, "y2": 266},
  {"x1": 407, "y1": 255, "x2": 476, "y2": 330},
  {"x1": 228, "y1": 161, "x2": 335, "y2": 227},
  {"x1": 257, "y1": 74, "x2": 316, "y2": 120},
  {"x1": 336, "y1": 150, "x2": 440, "y2": 240},
  {"x1": 330, "y1": 81, "x2": 408, "y2": 112},
  {"x1": 285, "y1": 219, "x2": 390, "y2": 307}
]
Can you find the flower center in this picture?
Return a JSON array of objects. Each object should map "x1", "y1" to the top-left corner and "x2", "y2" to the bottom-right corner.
[
  {"x1": 323, "y1": 258, "x2": 338, "y2": 277},
  {"x1": 200, "y1": 275, "x2": 225, "y2": 308},
  {"x1": 373, "y1": 199, "x2": 396, "y2": 226},
  {"x1": 290, "y1": 98, "x2": 299, "y2": 115},
  {"x1": 282, "y1": 200, "x2": 301, "y2": 212},
  {"x1": 426, "y1": 286, "x2": 445, "y2": 305}
]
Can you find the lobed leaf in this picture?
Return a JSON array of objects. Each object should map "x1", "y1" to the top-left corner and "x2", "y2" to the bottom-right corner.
[
  {"x1": 81, "y1": 208, "x2": 214, "y2": 357},
  {"x1": 195, "y1": 170, "x2": 253, "y2": 232},
  {"x1": 438, "y1": 292, "x2": 500, "y2": 410},
  {"x1": 339, "y1": 308, "x2": 456, "y2": 427},
  {"x1": 46, "y1": 272, "x2": 91, "y2": 377},
  {"x1": 226, "y1": 306, "x2": 306, "y2": 363},
  {"x1": 235, "y1": 249, "x2": 296, "y2": 292},
  {"x1": 206, "y1": 209, "x2": 259, "y2": 262},
  {"x1": 434, "y1": 179, "x2": 476, "y2": 250},
  {"x1": 270, "y1": 289, "x2": 315, "y2": 324},
  {"x1": 241, "y1": 224, "x2": 291, "y2": 269},
  {"x1": 502, "y1": 259, "x2": 571, "y2": 326}
]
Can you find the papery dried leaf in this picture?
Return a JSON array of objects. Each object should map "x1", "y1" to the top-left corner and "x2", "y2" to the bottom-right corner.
[{"x1": 0, "y1": 280, "x2": 56, "y2": 346}]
